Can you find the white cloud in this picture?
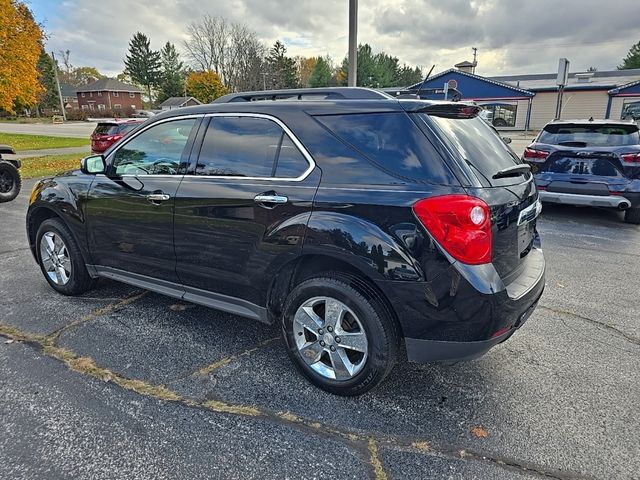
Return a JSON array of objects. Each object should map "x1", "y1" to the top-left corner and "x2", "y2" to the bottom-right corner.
[{"x1": 36, "y1": 0, "x2": 640, "y2": 77}]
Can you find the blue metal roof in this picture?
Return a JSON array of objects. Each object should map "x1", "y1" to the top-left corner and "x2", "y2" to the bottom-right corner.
[
  {"x1": 609, "y1": 79, "x2": 640, "y2": 96},
  {"x1": 409, "y1": 69, "x2": 534, "y2": 100}
]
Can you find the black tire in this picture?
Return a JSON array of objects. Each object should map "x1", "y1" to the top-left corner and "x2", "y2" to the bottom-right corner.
[
  {"x1": 281, "y1": 273, "x2": 399, "y2": 396},
  {"x1": 0, "y1": 161, "x2": 21, "y2": 203},
  {"x1": 624, "y1": 207, "x2": 640, "y2": 225},
  {"x1": 36, "y1": 218, "x2": 94, "y2": 295},
  {"x1": 492, "y1": 117, "x2": 508, "y2": 127}
]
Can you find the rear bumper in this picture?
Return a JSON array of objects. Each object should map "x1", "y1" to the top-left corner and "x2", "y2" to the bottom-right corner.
[
  {"x1": 382, "y1": 245, "x2": 545, "y2": 364},
  {"x1": 539, "y1": 191, "x2": 632, "y2": 208}
]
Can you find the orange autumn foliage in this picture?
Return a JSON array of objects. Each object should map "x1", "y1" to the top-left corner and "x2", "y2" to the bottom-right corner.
[{"x1": 0, "y1": 0, "x2": 44, "y2": 113}]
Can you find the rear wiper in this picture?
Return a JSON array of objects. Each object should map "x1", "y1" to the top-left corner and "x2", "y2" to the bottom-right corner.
[{"x1": 492, "y1": 164, "x2": 531, "y2": 179}]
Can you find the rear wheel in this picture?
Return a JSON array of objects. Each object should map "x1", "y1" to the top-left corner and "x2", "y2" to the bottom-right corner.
[
  {"x1": 36, "y1": 218, "x2": 94, "y2": 295},
  {"x1": 624, "y1": 207, "x2": 640, "y2": 224},
  {"x1": 0, "y1": 161, "x2": 21, "y2": 203},
  {"x1": 282, "y1": 274, "x2": 399, "y2": 396}
]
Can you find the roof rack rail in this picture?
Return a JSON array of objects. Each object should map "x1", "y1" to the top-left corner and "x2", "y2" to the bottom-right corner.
[{"x1": 213, "y1": 87, "x2": 392, "y2": 103}]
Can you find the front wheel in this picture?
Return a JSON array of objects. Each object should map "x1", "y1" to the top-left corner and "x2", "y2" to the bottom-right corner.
[
  {"x1": 282, "y1": 274, "x2": 399, "y2": 396},
  {"x1": 624, "y1": 207, "x2": 640, "y2": 225},
  {"x1": 0, "y1": 161, "x2": 21, "y2": 203},
  {"x1": 36, "y1": 218, "x2": 94, "y2": 295}
]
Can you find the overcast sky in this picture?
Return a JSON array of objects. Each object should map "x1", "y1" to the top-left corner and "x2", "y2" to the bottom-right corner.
[{"x1": 29, "y1": 0, "x2": 639, "y2": 78}]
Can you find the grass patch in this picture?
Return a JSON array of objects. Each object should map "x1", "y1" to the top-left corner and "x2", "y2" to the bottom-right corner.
[
  {"x1": 0, "y1": 132, "x2": 89, "y2": 151},
  {"x1": 20, "y1": 154, "x2": 82, "y2": 179}
]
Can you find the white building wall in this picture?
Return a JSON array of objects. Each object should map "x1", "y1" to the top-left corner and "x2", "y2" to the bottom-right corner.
[{"x1": 529, "y1": 90, "x2": 609, "y2": 130}]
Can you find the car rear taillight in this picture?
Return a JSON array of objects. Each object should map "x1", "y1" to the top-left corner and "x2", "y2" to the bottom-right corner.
[
  {"x1": 621, "y1": 152, "x2": 640, "y2": 164},
  {"x1": 105, "y1": 134, "x2": 123, "y2": 142},
  {"x1": 523, "y1": 147, "x2": 549, "y2": 162},
  {"x1": 413, "y1": 195, "x2": 492, "y2": 265}
]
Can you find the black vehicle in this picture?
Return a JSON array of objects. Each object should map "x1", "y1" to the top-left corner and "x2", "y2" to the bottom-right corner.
[
  {"x1": 26, "y1": 87, "x2": 545, "y2": 396},
  {"x1": 523, "y1": 119, "x2": 640, "y2": 224},
  {"x1": 0, "y1": 145, "x2": 21, "y2": 203}
]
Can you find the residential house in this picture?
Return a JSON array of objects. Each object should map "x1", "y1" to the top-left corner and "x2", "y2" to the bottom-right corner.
[
  {"x1": 59, "y1": 83, "x2": 78, "y2": 110},
  {"x1": 75, "y1": 78, "x2": 143, "y2": 112},
  {"x1": 159, "y1": 96, "x2": 202, "y2": 110}
]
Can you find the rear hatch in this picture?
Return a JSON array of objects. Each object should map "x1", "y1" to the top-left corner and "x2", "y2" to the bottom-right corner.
[
  {"x1": 525, "y1": 123, "x2": 640, "y2": 194},
  {"x1": 91, "y1": 122, "x2": 140, "y2": 151},
  {"x1": 413, "y1": 107, "x2": 539, "y2": 281}
]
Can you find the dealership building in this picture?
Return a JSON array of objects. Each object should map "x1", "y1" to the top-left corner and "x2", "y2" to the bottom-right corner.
[{"x1": 411, "y1": 64, "x2": 640, "y2": 131}]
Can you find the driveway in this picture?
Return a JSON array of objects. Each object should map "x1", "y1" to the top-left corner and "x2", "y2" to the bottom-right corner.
[{"x1": 1, "y1": 180, "x2": 638, "y2": 479}]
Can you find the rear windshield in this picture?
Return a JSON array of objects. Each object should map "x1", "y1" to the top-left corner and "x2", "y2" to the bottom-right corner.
[
  {"x1": 93, "y1": 124, "x2": 119, "y2": 135},
  {"x1": 419, "y1": 114, "x2": 523, "y2": 186},
  {"x1": 118, "y1": 123, "x2": 139, "y2": 135},
  {"x1": 538, "y1": 124, "x2": 640, "y2": 147},
  {"x1": 314, "y1": 112, "x2": 457, "y2": 184}
]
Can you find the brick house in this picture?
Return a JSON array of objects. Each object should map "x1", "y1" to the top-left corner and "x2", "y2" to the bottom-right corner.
[
  {"x1": 75, "y1": 78, "x2": 143, "y2": 112},
  {"x1": 60, "y1": 83, "x2": 79, "y2": 110}
]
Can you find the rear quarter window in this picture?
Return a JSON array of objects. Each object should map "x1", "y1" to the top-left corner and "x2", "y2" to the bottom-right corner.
[{"x1": 314, "y1": 112, "x2": 457, "y2": 184}]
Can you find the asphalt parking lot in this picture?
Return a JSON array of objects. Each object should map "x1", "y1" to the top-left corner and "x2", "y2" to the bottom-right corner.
[{"x1": 1, "y1": 179, "x2": 638, "y2": 480}]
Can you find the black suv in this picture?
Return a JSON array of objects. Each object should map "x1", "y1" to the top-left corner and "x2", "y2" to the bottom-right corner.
[{"x1": 27, "y1": 88, "x2": 545, "y2": 396}]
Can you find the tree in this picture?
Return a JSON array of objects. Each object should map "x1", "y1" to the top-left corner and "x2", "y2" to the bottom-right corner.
[
  {"x1": 619, "y1": 41, "x2": 640, "y2": 70},
  {"x1": 587, "y1": 66, "x2": 598, "y2": 73},
  {"x1": 158, "y1": 42, "x2": 185, "y2": 103},
  {"x1": 309, "y1": 56, "x2": 333, "y2": 87},
  {"x1": 297, "y1": 57, "x2": 317, "y2": 87},
  {"x1": 124, "y1": 32, "x2": 162, "y2": 103},
  {"x1": 266, "y1": 41, "x2": 298, "y2": 89},
  {"x1": 183, "y1": 16, "x2": 266, "y2": 92},
  {"x1": 186, "y1": 71, "x2": 228, "y2": 103},
  {"x1": 69, "y1": 67, "x2": 104, "y2": 86},
  {"x1": 37, "y1": 51, "x2": 59, "y2": 112},
  {"x1": 395, "y1": 64, "x2": 423, "y2": 86},
  {"x1": 0, "y1": 0, "x2": 44, "y2": 113}
]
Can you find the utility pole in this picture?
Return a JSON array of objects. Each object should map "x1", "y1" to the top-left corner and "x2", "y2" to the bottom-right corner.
[
  {"x1": 348, "y1": 0, "x2": 358, "y2": 87},
  {"x1": 51, "y1": 51, "x2": 67, "y2": 122},
  {"x1": 472, "y1": 47, "x2": 478, "y2": 74}
]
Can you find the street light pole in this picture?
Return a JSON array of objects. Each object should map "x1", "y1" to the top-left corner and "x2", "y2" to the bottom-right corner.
[
  {"x1": 348, "y1": 0, "x2": 358, "y2": 87},
  {"x1": 51, "y1": 51, "x2": 67, "y2": 122}
]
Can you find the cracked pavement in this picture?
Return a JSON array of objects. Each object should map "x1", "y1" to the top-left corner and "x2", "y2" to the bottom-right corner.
[{"x1": 1, "y1": 180, "x2": 639, "y2": 479}]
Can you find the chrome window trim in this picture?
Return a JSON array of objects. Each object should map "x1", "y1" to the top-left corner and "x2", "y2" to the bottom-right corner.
[{"x1": 108, "y1": 112, "x2": 317, "y2": 183}]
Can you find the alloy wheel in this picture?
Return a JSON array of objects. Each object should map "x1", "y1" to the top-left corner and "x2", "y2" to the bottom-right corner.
[
  {"x1": 293, "y1": 296, "x2": 368, "y2": 380},
  {"x1": 39, "y1": 231, "x2": 72, "y2": 285}
]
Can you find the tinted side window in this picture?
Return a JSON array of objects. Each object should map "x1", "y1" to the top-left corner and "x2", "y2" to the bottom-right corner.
[
  {"x1": 315, "y1": 112, "x2": 454, "y2": 184},
  {"x1": 275, "y1": 134, "x2": 309, "y2": 178},
  {"x1": 196, "y1": 117, "x2": 282, "y2": 177},
  {"x1": 112, "y1": 118, "x2": 196, "y2": 176}
]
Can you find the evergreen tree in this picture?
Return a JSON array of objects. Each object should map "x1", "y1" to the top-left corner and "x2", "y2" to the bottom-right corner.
[
  {"x1": 124, "y1": 32, "x2": 162, "y2": 103},
  {"x1": 619, "y1": 40, "x2": 640, "y2": 70},
  {"x1": 37, "y1": 51, "x2": 59, "y2": 112},
  {"x1": 158, "y1": 42, "x2": 185, "y2": 103},
  {"x1": 309, "y1": 56, "x2": 333, "y2": 87},
  {"x1": 266, "y1": 41, "x2": 298, "y2": 89}
]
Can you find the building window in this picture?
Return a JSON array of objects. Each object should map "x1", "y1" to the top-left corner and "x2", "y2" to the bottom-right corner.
[
  {"x1": 81, "y1": 105, "x2": 88, "y2": 110},
  {"x1": 621, "y1": 100, "x2": 640, "y2": 120},
  {"x1": 98, "y1": 92, "x2": 102, "y2": 97},
  {"x1": 478, "y1": 102, "x2": 518, "y2": 128},
  {"x1": 129, "y1": 92, "x2": 135, "y2": 98},
  {"x1": 81, "y1": 93, "x2": 85, "y2": 98},
  {"x1": 131, "y1": 105, "x2": 136, "y2": 109},
  {"x1": 98, "y1": 104, "x2": 106, "y2": 110},
  {"x1": 114, "y1": 104, "x2": 122, "y2": 109},
  {"x1": 113, "y1": 92, "x2": 119, "y2": 97},
  {"x1": 89, "y1": 92, "x2": 93, "y2": 97}
]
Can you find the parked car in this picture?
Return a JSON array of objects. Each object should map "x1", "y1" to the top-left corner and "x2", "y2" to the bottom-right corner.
[
  {"x1": 26, "y1": 87, "x2": 545, "y2": 396},
  {"x1": 131, "y1": 110, "x2": 157, "y2": 119},
  {"x1": 523, "y1": 119, "x2": 640, "y2": 224},
  {"x1": 90, "y1": 119, "x2": 143, "y2": 153},
  {"x1": 0, "y1": 145, "x2": 20, "y2": 203}
]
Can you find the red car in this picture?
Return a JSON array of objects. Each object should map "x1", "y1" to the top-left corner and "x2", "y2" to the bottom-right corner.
[{"x1": 90, "y1": 120, "x2": 142, "y2": 153}]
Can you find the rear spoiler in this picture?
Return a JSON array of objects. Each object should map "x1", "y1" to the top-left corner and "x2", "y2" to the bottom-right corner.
[
  {"x1": 0, "y1": 145, "x2": 16, "y2": 155},
  {"x1": 402, "y1": 102, "x2": 481, "y2": 119}
]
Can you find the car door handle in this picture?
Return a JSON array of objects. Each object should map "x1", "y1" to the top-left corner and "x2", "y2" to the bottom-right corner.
[
  {"x1": 254, "y1": 194, "x2": 288, "y2": 205},
  {"x1": 146, "y1": 193, "x2": 170, "y2": 203}
]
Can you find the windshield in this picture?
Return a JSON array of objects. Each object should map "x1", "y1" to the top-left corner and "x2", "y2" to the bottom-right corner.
[
  {"x1": 538, "y1": 124, "x2": 640, "y2": 147},
  {"x1": 418, "y1": 114, "x2": 524, "y2": 186},
  {"x1": 93, "y1": 124, "x2": 119, "y2": 136}
]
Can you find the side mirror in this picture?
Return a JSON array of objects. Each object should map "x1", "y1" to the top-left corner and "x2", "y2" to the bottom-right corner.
[
  {"x1": 80, "y1": 155, "x2": 106, "y2": 175},
  {"x1": 501, "y1": 136, "x2": 512, "y2": 145}
]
